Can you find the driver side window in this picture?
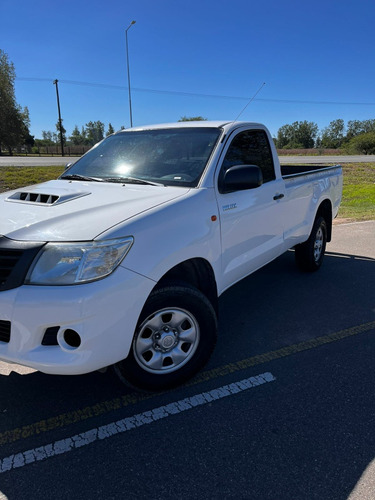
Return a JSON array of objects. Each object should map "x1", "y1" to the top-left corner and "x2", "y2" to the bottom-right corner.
[{"x1": 221, "y1": 129, "x2": 276, "y2": 183}]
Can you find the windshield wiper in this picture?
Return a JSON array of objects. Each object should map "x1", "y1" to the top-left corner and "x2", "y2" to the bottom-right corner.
[
  {"x1": 60, "y1": 174, "x2": 103, "y2": 182},
  {"x1": 104, "y1": 176, "x2": 164, "y2": 186}
]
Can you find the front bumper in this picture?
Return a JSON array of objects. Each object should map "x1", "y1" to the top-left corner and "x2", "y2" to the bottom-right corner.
[{"x1": 0, "y1": 265, "x2": 155, "y2": 375}]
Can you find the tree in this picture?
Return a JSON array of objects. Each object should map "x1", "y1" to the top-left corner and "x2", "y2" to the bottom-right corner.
[
  {"x1": 276, "y1": 121, "x2": 318, "y2": 149},
  {"x1": 345, "y1": 131, "x2": 375, "y2": 155},
  {"x1": 321, "y1": 119, "x2": 345, "y2": 149},
  {"x1": 106, "y1": 123, "x2": 115, "y2": 136},
  {"x1": 85, "y1": 121, "x2": 105, "y2": 145},
  {"x1": 24, "y1": 132, "x2": 35, "y2": 151},
  {"x1": 36, "y1": 130, "x2": 54, "y2": 148},
  {"x1": 178, "y1": 116, "x2": 207, "y2": 122},
  {"x1": 42, "y1": 130, "x2": 53, "y2": 142},
  {"x1": 55, "y1": 120, "x2": 66, "y2": 146},
  {"x1": 69, "y1": 125, "x2": 87, "y2": 145},
  {"x1": 276, "y1": 124, "x2": 295, "y2": 148},
  {"x1": 80, "y1": 126, "x2": 87, "y2": 144},
  {"x1": 0, "y1": 49, "x2": 31, "y2": 154},
  {"x1": 21, "y1": 107, "x2": 34, "y2": 151},
  {"x1": 346, "y1": 119, "x2": 375, "y2": 140}
]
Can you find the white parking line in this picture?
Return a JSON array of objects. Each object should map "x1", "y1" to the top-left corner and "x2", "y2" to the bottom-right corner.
[{"x1": 0, "y1": 372, "x2": 275, "y2": 474}]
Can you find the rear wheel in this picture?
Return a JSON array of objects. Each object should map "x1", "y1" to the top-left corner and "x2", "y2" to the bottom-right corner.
[
  {"x1": 295, "y1": 216, "x2": 327, "y2": 272},
  {"x1": 115, "y1": 283, "x2": 217, "y2": 391}
]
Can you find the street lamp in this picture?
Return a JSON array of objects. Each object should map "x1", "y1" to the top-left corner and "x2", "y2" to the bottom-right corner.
[{"x1": 125, "y1": 20, "x2": 136, "y2": 127}]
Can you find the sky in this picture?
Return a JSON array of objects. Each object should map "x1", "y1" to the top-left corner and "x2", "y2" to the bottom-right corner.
[{"x1": 2, "y1": 0, "x2": 375, "y2": 140}]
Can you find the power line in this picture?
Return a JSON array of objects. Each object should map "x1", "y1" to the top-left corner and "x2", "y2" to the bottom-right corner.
[
  {"x1": 256, "y1": 98, "x2": 375, "y2": 106},
  {"x1": 16, "y1": 77, "x2": 375, "y2": 106},
  {"x1": 16, "y1": 77, "x2": 249, "y2": 99}
]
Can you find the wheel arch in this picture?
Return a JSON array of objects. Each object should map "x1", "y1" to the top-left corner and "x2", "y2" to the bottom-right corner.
[
  {"x1": 316, "y1": 199, "x2": 332, "y2": 242},
  {"x1": 155, "y1": 258, "x2": 219, "y2": 314}
]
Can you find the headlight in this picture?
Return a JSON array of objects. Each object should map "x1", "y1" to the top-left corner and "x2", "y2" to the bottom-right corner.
[{"x1": 26, "y1": 237, "x2": 134, "y2": 285}]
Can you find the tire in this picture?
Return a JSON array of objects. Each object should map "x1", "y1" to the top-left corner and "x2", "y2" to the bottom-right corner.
[
  {"x1": 114, "y1": 283, "x2": 217, "y2": 391},
  {"x1": 295, "y1": 216, "x2": 327, "y2": 272}
]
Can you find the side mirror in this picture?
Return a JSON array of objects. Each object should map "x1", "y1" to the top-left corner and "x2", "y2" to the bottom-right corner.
[
  {"x1": 65, "y1": 162, "x2": 73, "y2": 170},
  {"x1": 220, "y1": 165, "x2": 263, "y2": 193}
]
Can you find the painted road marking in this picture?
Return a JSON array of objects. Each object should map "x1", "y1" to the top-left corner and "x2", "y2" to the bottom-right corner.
[
  {"x1": 0, "y1": 372, "x2": 275, "y2": 474},
  {"x1": 0, "y1": 319, "x2": 374, "y2": 446}
]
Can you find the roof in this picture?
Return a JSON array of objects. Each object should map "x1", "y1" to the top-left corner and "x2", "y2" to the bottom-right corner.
[{"x1": 117, "y1": 121, "x2": 264, "y2": 133}]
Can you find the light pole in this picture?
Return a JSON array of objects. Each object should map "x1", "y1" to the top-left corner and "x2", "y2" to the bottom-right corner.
[
  {"x1": 53, "y1": 79, "x2": 65, "y2": 156},
  {"x1": 125, "y1": 20, "x2": 136, "y2": 127}
]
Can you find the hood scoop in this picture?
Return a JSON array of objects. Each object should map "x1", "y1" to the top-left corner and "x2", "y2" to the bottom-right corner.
[{"x1": 6, "y1": 189, "x2": 91, "y2": 206}]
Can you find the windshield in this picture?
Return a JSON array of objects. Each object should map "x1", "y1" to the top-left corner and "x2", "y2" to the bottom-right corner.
[{"x1": 60, "y1": 127, "x2": 222, "y2": 187}]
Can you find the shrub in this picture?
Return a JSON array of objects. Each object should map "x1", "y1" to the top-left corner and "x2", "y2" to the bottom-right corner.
[{"x1": 344, "y1": 132, "x2": 375, "y2": 155}]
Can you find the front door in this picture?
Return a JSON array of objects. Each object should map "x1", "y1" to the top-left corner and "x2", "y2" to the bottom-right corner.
[{"x1": 216, "y1": 127, "x2": 285, "y2": 291}]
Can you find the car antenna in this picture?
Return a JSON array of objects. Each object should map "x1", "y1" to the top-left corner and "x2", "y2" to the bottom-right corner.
[{"x1": 232, "y1": 82, "x2": 266, "y2": 123}]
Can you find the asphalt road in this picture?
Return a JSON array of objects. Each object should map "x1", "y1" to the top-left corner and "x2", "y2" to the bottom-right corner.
[
  {"x1": 0, "y1": 157, "x2": 78, "y2": 167},
  {"x1": 0, "y1": 155, "x2": 375, "y2": 167},
  {"x1": 0, "y1": 221, "x2": 374, "y2": 499},
  {"x1": 280, "y1": 154, "x2": 375, "y2": 164}
]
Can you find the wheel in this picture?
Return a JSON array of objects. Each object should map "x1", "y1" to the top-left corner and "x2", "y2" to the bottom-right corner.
[
  {"x1": 114, "y1": 283, "x2": 217, "y2": 391},
  {"x1": 295, "y1": 216, "x2": 327, "y2": 272}
]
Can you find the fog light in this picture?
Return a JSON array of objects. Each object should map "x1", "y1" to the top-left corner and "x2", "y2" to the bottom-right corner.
[{"x1": 63, "y1": 329, "x2": 81, "y2": 348}]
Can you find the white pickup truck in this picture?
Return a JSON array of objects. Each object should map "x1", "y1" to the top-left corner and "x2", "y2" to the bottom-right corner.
[{"x1": 0, "y1": 121, "x2": 342, "y2": 390}]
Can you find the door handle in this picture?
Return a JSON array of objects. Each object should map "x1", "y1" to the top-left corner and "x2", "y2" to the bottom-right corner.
[{"x1": 273, "y1": 193, "x2": 285, "y2": 200}]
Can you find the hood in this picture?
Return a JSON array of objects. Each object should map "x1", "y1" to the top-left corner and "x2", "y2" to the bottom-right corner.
[{"x1": 0, "y1": 179, "x2": 190, "y2": 241}]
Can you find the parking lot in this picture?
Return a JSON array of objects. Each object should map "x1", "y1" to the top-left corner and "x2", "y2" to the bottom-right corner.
[{"x1": 0, "y1": 221, "x2": 374, "y2": 499}]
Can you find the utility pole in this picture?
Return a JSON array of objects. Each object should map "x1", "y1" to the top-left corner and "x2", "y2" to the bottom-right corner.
[
  {"x1": 125, "y1": 20, "x2": 136, "y2": 127},
  {"x1": 53, "y1": 79, "x2": 65, "y2": 156}
]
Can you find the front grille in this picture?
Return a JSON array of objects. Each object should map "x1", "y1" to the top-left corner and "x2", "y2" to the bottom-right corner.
[
  {"x1": 0, "y1": 320, "x2": 11, "y2": 343},
  {"x1": 0, "y1": 237, "x2": 45, "y2": 291},
  {"x1": 0, "y1": 249, "x2": 23, "y2": 286}
]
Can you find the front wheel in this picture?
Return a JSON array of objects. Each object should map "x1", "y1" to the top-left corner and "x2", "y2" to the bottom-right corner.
[
  {"x1": 115, "y1": 283, "x2": 217, "y2": 391},
  {"x1": 295, "y1": 216, "x2": 327, "y2": 272}
]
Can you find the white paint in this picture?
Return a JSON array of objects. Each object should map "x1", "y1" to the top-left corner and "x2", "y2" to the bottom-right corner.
[
  {"x1": 347, "y1": 458, "x2": 375, "y2": 500},
  {"x1": 0, "y1": 362, "x2": 36, "y2": 377},
  {"x1": 0, "y1": 372, "x2": 275, "y2": 474}
]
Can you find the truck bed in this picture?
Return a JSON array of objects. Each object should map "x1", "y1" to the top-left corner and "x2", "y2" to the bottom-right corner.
[{"x1": 281, "y1": 164, "x2": 341, "y2": 178}]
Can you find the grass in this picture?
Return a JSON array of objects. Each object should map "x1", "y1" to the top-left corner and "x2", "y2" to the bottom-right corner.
[
  {"x1": 339, "y1": 163, "x2": 375, "y2": 221},
  {"x1": 0, "y1": 166, "x2": 64, "y2": 192},
  {"x1": 0, "y1": 163, "x2": 374, "y2": 222},
  {"x1": 277, "y1": 148, "x2": 344, "y2": 156}
]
